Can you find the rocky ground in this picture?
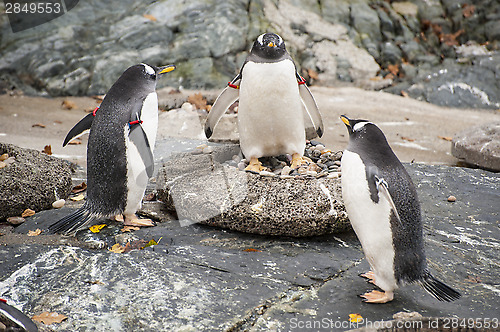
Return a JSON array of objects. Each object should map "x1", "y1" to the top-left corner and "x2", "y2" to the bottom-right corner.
[{"x1": 0, "y1": 86, "x2": 499, "y2": 331}]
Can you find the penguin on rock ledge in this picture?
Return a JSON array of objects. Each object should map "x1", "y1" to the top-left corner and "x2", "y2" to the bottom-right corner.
[{"x1": 205, "y1": 32, "x2": 324, "y2": 173}]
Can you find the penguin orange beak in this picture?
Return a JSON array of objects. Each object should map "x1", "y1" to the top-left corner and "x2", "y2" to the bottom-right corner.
[
  {"x1": 268, "y1": 42, "x2": 276, "y2": 47},
  {"x1": 158, "y1": 65, "x2": 176, "y2": 75},
  {"x1": 340, "y1": 115, "x2": 351, "y2": 127}
]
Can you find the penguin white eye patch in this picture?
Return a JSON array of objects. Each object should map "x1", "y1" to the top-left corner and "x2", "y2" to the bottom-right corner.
[
  {"x1": 353, "y1": 121, "x2": 371, "y2": 131},
  {"x1": 257, "y1": 33, "x2": 283, "y2": 46},
  {"x1": 141, "y1": 63, "x2": 155, "y2": 76}
]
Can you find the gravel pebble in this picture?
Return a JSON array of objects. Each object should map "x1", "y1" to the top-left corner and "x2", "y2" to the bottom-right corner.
[
  {"x1": 52, "y1": 199, "x2": 66, "y2": 209},
  {"x1": 259, "y1": 170, "x2": 275, "y2": 177},
  {"x1": 7, "y1": 216, "x2": 25, "y2": 225},
  {"x1": 447, "y1": 195, "x2": 456, "y2": 202}
]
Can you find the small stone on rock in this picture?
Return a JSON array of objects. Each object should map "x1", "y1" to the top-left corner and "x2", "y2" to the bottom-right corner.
[
  {"x1": 52, "y1": 199, "x2": 66, "y2": 209},
  {"x1": 281, "y1": 165, "x2": 292, "y2": 176},
  {"x1": 181, "y1": 102, "x2": 194, "y2": 112},
  {"x1": 259, "y1": 170, "x2": 275, "y2": 177},
  {"x1": 0, "y1": 153, "x2": 8, "y2": 161},
  {"x1": 7, "y1": 216, "x2": 25, "y2": 225},
  {"x1": 447, "y1": 195, "x2": 456, "y2": 202}
]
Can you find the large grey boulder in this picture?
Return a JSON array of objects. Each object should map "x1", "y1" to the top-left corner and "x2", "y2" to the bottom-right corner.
[
  {"x1": 452, "y1": 122, "x2": 500, "y2": 171},
  {"x1": 0, "y1": 143, "x2": 73, "y2": 220},
  {"x1": 156, "y1": 144, "x2": 350, "y2": 237}
]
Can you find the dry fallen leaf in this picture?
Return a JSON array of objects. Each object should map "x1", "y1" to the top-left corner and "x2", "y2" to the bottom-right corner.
[
  {"x1": 22, "y1": 209, "x2": 36, "y2": 218},
  {"x1": 85, "y1": 280, "x2": 104, "y2": 285},
  {"x1": 28, "y1": 229, "x2": 42, "y2": 236},
  {"x1": 123, "y1": 240, "x2": 148, "y2": 253},
  {"x1": 438, "y1": 135, "x2": 453, "y2": 141},
  {"x1": 32, "y1": 123, "x2": 46, "y2": 128},
  {"x1": 143, "y1": 14, "x2": 157, "y2": 21},
  {"x1": 42, "y1": 145, "x2": 52, "y2": 155},
  {"x1": 349, "y1": 313, "x2": 363, "y2": 323},
  {"x1": 144, "y1": 238, "x2": 161, "y2": 248},
  {"x1": 121, "y1": 226, "x2": 140, "y2": 233},
  {"x1": 109, "y1": 243, "x2": 125, "y2": 253},
  {"x1": 71, "y1": 182, "x2": 87, "y2": 194},
  {"x1": 70, "y1": 194, "x2": 85, "y2": 201},
  {"x1": 387, "y1": 64, "x2": 399, "y2": 76},
  {"x1": 462, "y1": 4, "x2": 475, "y2": 18},
  {"x1": 401, "y1": 136, "x2": 415, "y2": 142},
  {"x1": 89, "y1": 224, "x2": 107, "y2": 233},
  {"x1": 32, "y1": 312, "x2": 67, "y2": 325},
  {"x1": 401, "y1": 90, "x2": 409, "y2": 98},
  {"x1": 187, "y1": 93, "x2": 208, "y2": 110},
  {"x1": 61, "y1": 99, "x2": 76, "y2": 110},
  {"x1": 307, "y1": 68, "x2": 319, "y2": 80},
  {"x1": 243, "y1": 248, "x2": 262, "y2": 252},
  {"x1": 465, "y1": 275, "x2": 481, "y2": 283},
  {"x1": 68, "y1": 139, "x2": 82, "y2": 145}
]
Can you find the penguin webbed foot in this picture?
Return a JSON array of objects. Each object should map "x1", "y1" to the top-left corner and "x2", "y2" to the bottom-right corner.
[
  {"x1": 360, "y1": 271, "x2": 376, "y2": 284},
  {"x1": 123, "y1": 214, "x2": 155, "y2": 227},
  {"x1": 290, "y1": 153, "x2": 309, "y2": 169},
  {"x1": 245, "y1": 157, "x2": 266, "y2": 173},
  {"x1": 360, "y1": 290, "x2": 394, "y2": 304}
]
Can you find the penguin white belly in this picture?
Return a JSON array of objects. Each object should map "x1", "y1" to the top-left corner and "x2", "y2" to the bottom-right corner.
[
  {"x1": 238, "y1": 60, "x2": 305, "y2": 159},
  {"x1": 341, "y1": 150, "x2": 398, "y2": 292},
  {"x1": 124, "y1": 92, "x2": 158, "y2": 214}
]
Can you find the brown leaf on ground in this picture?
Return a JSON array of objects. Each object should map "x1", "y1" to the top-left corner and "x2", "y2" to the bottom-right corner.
[
  {"x1": 89, "y1": 224, "x2": 106, "y2": 233},
  {"x1": 462, "y1": 4, "x2": 475, "y2": 18},
  {"x1": 243, "y1": 248, "x2": 262, "y2": 252},
  {"x1": 32, "y1": 312, "x2": 67, "y2": 325},
  {"x1": 61, "y1": 99, "x2": 76, "y2": 110},
  {"x1": 68, "y1": 139, "x2": 82, "y2": 145},
  {"x1": 32, "y1": 123, "x2": 46, "y2": 128},
  {"x1": 401, "y1": 136, "x2": 415, "y2": 142},
  {"x1": 401, "y1": 90, "x2": 409, "y2": 98},
  {"x1": 70, "y1": 194, "x2": 85, "y2": 201},
  {"x1": 307, "y1": 68, "x2": 319, "y2": 80},
  {"x1": 121, "y1": 226, "x2": 140, "y2": 233},
  {"x1": 438, "y1": 135, "x2": 453, "y2": 141},
  {"x1": 85, "y1": 280, "x2": 104, "y2": 285},
  {"x1": 465, "y1": 275, "x2": 481, "y2": 283},
  {"x1": 387, "y1": 64, "x2": 399, "y2": 76},
  {"x1": 349, "y1": 313, "x2": 363, "y2": 323},
  {"x1": 28, "y1": 229, "x2": 42, "y2": 236},
  {"x1": 71, "y1": 182, "x2": 87, "y2": 193},
  {"x1": 187, "y1": 93, "x2": 208, "y2": 110},
  {"x1": 21, "y1": 209, "x2": 36, "y2": 218},
  {"x1": 440, "y1": 29, "x2": 464, "y2": 46},
  {"x1": 143, "y1": 14, "x2": 157, "y2": 21},
  {"x1": 109, "y1": 243, "x2": 125, "y2": 253},
  {"x1": 42, "y1": 145, "x2": 52, "y2": 155},
  {"x1": 123, "y1": 240, "x2": 148, "y2": 253}
]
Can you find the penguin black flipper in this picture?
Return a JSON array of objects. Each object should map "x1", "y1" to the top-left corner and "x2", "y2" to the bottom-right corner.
[
  {"x1": 47, "y1": 205, "x2": 95, "y2": 235},
  {"x1": 419, "y1": 273, "x2": 461, "y2": 302},
  {"x1": 296, "y1": 73, "x2": 323, "y2": 138},
  {"x1": 204, "y1": 74, "x2": 241, "y2": 138},
  {"x1": 0, "y1": 299, "x2": 38, "y2": 332},
  {"x1": 128, "y1": 119, "x2": 155, "y2": 178},
  {"x1": 62, "y1": 112, "x2": 95, "y2": 147}
]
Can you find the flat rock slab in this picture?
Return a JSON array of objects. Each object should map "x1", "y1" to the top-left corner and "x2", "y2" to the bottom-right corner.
[
  {"x1": 0, "y1": 164, "x2": 498, "y2": 331},
  {"x1": 0, "y1": 143, "x2": 73, "y2": 220},
  {"x1": 156, "y1": 144, "x2": 350, "y2": 237},
  {"x1": 452, "y1": 122, "x2": 500, "y2": 171}
]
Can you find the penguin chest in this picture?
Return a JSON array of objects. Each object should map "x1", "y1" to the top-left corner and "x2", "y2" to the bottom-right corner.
[
  {"x1": 341, "y1": 150, "x2": 397, "y2": 289},
  {"x1": 124, "y1": 92, "x2": 158, "y2": 213},
  {"x1": 238, "y1": 60, "x2": 305, "y2": 158}
]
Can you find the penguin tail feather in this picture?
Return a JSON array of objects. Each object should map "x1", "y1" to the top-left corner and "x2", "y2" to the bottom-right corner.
[
  {"x1": 418, "y1": 274, "x2": 461, "y2": 302},
  {"x1": 48, "y1": 206, "x2": 96, "y2": 235}
]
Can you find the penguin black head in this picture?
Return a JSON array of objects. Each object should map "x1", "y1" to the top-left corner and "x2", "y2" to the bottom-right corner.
[
  {"x1": 250, "y1": 33, "x2": 287, "y2": 60},
  {"x1": 340, "y1": 115, "x2": 390, "y2": 148},
  {"x1": 115, "y1": 63, "x2": 175, "y2": 95}
]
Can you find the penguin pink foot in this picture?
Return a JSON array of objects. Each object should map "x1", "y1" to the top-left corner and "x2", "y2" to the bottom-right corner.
[
  {"x1": 123, "y1": 214, "x2": 154, "y2": 227},
  {"x1": 360, "y1": 271, "x2": 376, "y2": 284},
  {"x1": 244, "y1": 157, "x2": 266, "y2": 173},
  {"x1": 360, "y1": 290, "x2": 394, "y2": 304},
  {"x1": 290, "y1": 153, "x2": 309, "y2": 169}
]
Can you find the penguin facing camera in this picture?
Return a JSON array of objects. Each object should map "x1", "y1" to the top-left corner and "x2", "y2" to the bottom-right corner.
[
  {"x1": 340, "y1": 115, "x2": 461, "y2": 303},
  {"x1": 48, "y1": 63, "x2": 175, "y2": 235},
  {"x1": 204, "y1": 32, "x2": 324, "y2": 173}
]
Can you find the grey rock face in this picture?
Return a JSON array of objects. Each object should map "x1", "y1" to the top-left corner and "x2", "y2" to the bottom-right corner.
[
  {"x1": 156, "y1": 144, "x2": 350, "y2": 237},
  {"x1": 452, "y1": 123, "x2": 500, "y2": 171},
  {"x1": 0, "y1": 143, "x2": 73, "y2": 220}
]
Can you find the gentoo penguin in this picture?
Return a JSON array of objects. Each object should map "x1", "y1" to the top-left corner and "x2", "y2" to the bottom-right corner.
[
  {"x1": 0, "y1": 298, "x2": 38, "y2": 332},
  {"x1": 340, "y1": 115, "x2": 461, "y2": 303},
  {"x1": 48, "y1": 63, "x2": 175, "y2": 235},
  {"x1": 204, "y1": 32, "x2": 324, "y2": 173}
]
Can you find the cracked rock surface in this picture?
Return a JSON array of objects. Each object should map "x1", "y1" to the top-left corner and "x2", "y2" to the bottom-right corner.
[{"x1": 0, "y1": 163, "x2": 498, "y2": 331}]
